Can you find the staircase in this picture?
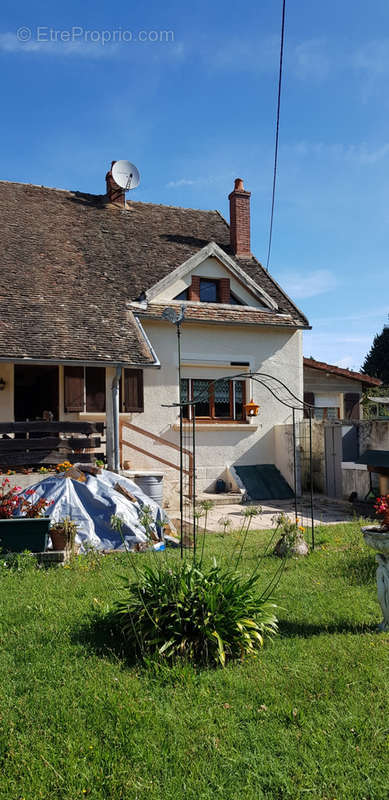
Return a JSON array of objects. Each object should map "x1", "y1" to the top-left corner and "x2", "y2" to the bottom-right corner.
[{"x1": 233, "y1": 464, "x2": 294, "y2": 501}]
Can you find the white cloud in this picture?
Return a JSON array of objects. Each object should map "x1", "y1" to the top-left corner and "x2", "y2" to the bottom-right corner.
[
  {"x1": 333, "y1": 355, "x2": 355, "y2": 369},
  {"x1": 0, "y1": 31, "x2": 184, "y2": 62},
  {"x1": 314, "y1": 307, "x2": 389, "y2": 326},
  {"x1": 352, "y1": 39, "x2": 389, "y2": 76},
  {"x1": 293, "y1": 38, "x2": 331, "y2": 81},
  {"x1": 285, "y1": 140, "x2": 389, "y2": 166},
  {"x1": 201, "y1": 35, "x2": 333, "y2": 82},
  {"x1": 0, "y1": 32, "x2": 119, "y2": 58},
  {"x1": 279, "y1": 269, "x2": 338, "y2": 299},
  {"x1": 206, "y1": 35, "x2": 279, "y2": 73},
  {"x1": 165, "y1": 174, "x2": 224, "y2": 189},
  {"x1": 166, "y1": 178, "x2": 197, "y2": 188}
]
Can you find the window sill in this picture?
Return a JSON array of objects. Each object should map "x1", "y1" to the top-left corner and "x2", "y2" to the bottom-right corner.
[
  {"x1": 78, "y1": 412, "x2": 106, "y2": 419},
  {"x1": 171, "y1": 421, "x2": 258, "y2": 431},
  {"x1": 77, "y1": 412, "x2": 134, "y2": 419}
]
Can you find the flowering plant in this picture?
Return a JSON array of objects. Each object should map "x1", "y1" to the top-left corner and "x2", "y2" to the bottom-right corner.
[
  {"x1": 0, "y1": 479, "x2": 23, "y2": 519},
  {"x1": 0, "y1": 479, "x2": 53, "y2": 519},
  {"x1": 56, "y1": 461, "x2": 72, "y2": 473},
  {"x1": 272, "y1": 513, "x2": 305, "y2": 547},
  {"x1": 20, "y1": 489, "x2": 53, "y2": 518},
  {"x1": 374, "y1": 494, "x2": 389, "y2": 516}
]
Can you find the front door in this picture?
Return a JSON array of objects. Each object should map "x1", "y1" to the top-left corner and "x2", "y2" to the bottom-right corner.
[{"x1": 14, "y1": 365, "x2": 59, "y2": 421}]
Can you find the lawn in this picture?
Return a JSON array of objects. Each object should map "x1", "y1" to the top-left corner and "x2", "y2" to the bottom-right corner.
[{"x1": 0, "y1": 522, "x2": 388, "y2": 800}]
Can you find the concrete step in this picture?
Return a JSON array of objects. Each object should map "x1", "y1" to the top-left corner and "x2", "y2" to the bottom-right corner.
[{"x1": 196, "y1": 492, "x2": 244, "y2": 506}]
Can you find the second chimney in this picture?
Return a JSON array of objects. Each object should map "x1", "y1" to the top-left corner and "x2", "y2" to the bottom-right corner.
[
  {"x1": 105, "y1": 161, "x2": 126, "y2": 207},
  {"x1": 229, "y1": 178, "x2": 251, "y2": 258}
]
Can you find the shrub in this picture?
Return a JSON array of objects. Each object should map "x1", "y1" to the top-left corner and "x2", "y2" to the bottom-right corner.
[{"x1": 114, "y1": 559, "x2": 278, "y2": 667}]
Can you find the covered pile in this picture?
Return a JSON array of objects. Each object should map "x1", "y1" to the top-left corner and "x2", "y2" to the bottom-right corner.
[{"x1": 18, "y1": 467, "x2": 173, "y2": 552}]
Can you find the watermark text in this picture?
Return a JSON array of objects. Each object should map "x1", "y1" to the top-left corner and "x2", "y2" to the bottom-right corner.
[{"x1": 16, "y1": 26, "x2": 175, "y2": 45}]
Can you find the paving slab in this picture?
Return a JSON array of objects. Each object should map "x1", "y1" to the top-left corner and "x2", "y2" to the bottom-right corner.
[{"x1": 180, "y1": 495, "x2": 358, "y2": 532}]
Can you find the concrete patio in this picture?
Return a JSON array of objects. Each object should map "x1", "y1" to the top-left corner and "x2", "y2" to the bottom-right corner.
[{"x1": 186, "y1": 494, "x2": 360, "y2": 532}]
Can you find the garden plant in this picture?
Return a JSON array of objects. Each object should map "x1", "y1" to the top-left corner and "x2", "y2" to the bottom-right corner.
[{"x1": 0, "y1": 521, "x2": 387, "y2": 800}]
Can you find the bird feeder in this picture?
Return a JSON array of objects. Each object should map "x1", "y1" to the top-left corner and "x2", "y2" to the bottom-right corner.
[{"x1": 244, "y1": 398, "x2": 260, "y2": 418}]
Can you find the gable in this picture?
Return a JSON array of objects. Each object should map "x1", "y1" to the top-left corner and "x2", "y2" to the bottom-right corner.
[
  {"x1": 0, "y1": 181, "x2": 309, "y2": 364},
  {"x1": 147, "y1": 242, "x2": 277, "y2": 310}
]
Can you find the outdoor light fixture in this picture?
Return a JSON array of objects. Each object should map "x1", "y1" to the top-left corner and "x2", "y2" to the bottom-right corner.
[
  {"x1": 244, "y1": 398, "x2": 260, "y2": 417},
  {"x1": 0, "y1": 378, "x2": 6, "y2": 391}
]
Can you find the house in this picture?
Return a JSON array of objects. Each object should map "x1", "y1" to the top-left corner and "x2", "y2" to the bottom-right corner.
[
  {"x1": 0, "y1": 167, "x2": 310, "y2": 502},
  {"x1": 303, "y1": 358, "x2": 381, "y2": 421}
]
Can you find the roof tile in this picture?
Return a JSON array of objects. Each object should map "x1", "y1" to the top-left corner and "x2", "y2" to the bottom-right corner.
[{"x1": 0, "y1": 181, "x2": 309, "y2": 363}]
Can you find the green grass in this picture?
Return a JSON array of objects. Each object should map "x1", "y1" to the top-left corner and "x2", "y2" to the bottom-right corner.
[{"x1": 0, "y1": 522, "x2": 388, "y2": 800}]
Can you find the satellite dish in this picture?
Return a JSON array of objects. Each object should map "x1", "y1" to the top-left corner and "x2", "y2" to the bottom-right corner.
[{"x1": 111, "y1": 160, "x2": 140, "y2": 191}]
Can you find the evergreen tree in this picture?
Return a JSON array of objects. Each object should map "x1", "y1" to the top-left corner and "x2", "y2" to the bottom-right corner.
[{"x1": 362, "y1": 326, "x2": 389, "y2": 384}]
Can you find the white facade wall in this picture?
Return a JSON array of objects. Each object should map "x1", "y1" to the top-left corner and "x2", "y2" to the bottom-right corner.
[
  {"x1": 0, "y1": 320, "x2": 304, "y2": 504},
  {"x1": 121, "y1": 320, "x2": 303, "y2": 501}
]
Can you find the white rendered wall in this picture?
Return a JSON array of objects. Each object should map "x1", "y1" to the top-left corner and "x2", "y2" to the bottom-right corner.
[{"x1": 121, "y1": 320, "x2": 303, "y2": 501}]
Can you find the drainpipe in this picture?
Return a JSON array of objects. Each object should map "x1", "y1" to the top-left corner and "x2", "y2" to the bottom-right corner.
[{"x1": 112, "y1": 365, "x2": 122, "y2": 473}]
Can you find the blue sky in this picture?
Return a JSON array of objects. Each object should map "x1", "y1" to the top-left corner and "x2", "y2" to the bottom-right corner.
[{"x1": 1, "y1": 0, "x2": 388, "y2": 371}]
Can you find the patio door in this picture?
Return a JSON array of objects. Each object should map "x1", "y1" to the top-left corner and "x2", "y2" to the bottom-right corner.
[{"x1": 14, "y1": 365, "x2": 59, "y2": 421}]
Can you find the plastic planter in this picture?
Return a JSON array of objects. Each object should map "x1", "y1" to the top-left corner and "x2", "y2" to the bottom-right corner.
[{"x1": 0, "y1": 518, "x2": 50, "y2": 553}]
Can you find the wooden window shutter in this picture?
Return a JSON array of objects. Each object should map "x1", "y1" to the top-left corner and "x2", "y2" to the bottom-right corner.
[
  {"x1": 64, "y1": 366, "x2": 84, "y2": 412},
  {"x1": 344, "y1": 393, "x2": 360, "y2": 421},
  {"x1": 219, "y1": 278, "x2": 231, "y2": 303},
  {"x1": 188, "y1": 276, "x2": 201, "y2": 301},
  {"x1": 85, "y1": 367, "x2": 106, "y2": 412},
  {"x1": 303, "y1": 392, "x2": 314, "y2": 419},
  {"x1": 123, "y1": 369, "x2": 144, "y2": 413}
]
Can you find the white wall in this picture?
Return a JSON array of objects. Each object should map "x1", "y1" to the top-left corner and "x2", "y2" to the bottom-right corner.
[{"x1": 121, "y1": 320, "x2": 303, "y2": 501}]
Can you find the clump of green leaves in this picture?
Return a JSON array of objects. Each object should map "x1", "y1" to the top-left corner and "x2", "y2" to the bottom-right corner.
[{"x1": 114, "y1": 558, "x2": 278, "y2": 667}]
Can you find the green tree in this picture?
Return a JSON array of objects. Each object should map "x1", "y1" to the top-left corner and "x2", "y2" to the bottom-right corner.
[{"x1": 362, "y1": 325, "x2": 389, "y2": 384}]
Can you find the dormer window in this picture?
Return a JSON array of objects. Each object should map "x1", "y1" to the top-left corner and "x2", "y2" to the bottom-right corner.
[
  {"x1": 199, "y1": 278, "x2": 219, "y2": 302},
  {"x1": 173, "y1": 276, "x2": 246, "y2": 305}
]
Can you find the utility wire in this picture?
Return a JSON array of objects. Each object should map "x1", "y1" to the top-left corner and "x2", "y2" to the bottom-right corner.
[{"x1": 266, "y1": 0, "x2": 286, "y2": 271}]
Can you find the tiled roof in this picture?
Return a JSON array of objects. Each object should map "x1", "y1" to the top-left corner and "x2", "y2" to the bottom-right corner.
[
  {"x1": 303, "y1": 357, "x2": 381, "y2": 386},
  {"x1": 0, "y1": 180, "x2": 309, "y2": 363},
  {"x1": 137, "y1": 302, "x2": 304, "y2": 328}
]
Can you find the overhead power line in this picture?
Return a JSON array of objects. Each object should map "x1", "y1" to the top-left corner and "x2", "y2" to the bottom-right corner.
[{"x1": 266, "y1": 0, "x2": 286, "y2": 271}]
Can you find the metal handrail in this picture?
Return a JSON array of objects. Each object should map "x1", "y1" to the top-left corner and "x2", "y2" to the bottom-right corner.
[{"x1": 119, "y1": 419, "x2": 194, "y2": 497}]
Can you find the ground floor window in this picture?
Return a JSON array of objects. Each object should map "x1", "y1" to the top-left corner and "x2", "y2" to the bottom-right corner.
[
  {"x1": 180, "y1": 378, "x2": 246, "y2": 421},
  {"x1": 64, "y1": 366, "x2": 106, "y2": 413},
  {"x1": 64, "y1": 367, "x2": 144, "y2": 414}
]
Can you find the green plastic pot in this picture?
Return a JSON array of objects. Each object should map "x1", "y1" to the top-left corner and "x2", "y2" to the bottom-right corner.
[{"x1": 0, "y1": 518, "x2": 50, "y2": 553}]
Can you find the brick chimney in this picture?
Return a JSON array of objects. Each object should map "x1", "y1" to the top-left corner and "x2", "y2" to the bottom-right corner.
[
  {"x1": 228, "y1": 178, "x2": 251, "y2": 257},
  {"x1": 105, "y1": 161, "x2": 125, "y2": 207}
]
